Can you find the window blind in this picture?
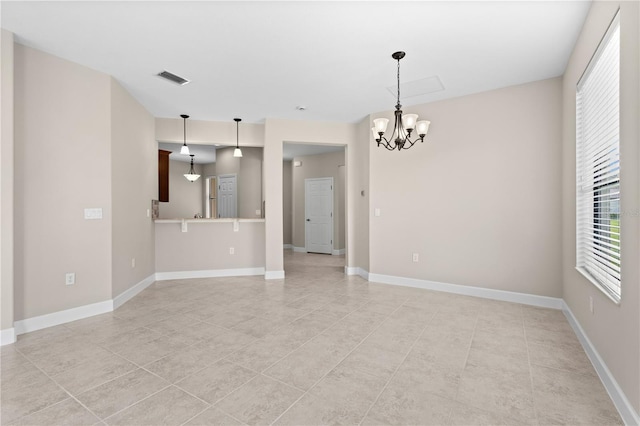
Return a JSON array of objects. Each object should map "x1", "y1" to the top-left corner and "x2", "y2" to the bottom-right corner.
[{"x1": 576, "y1": 11, "x2": 621, "y2": 302}]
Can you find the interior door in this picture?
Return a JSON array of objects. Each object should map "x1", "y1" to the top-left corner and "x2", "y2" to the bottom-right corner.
[
  {"x1": 305, "y1": 177, "x2": 333, "y2": 254},
  {"x1": 217, "y1": 174, "x2": 237, "y2": 218}
]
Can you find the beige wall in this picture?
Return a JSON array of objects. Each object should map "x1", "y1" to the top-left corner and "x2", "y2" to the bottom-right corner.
[
  {"x1": 283, "y1": 160, "x2": 293, "y2": 245},
  {"x1": 155, "y1": 222, "x2": 265, "y2": 272},
  {"x1": 291, "y1": 150, "x2": 345, "y2": 250},
  {"x1": 159, "y1": 159, "x2": 204, "y2": 219},
  {"x1": 239, "y1": 148, "x2": 263, "y2": 219},
  {"x1": 351, "y1": 117, "x2": 371, "y2": 272},
  {"x1": 110, "y1": 80, "x2": 156, "y2": 298},
  {"x1": 562, "y1": 1, "x2": 640, "y2": 413},
  {"x1": 14, "y1": 45, "x2": 112, "y2": 320},
  {"x1": 1, "y1": 30, "x2": 14, "y2": 333},
  {"x1": 202, "y1": 162, "x2": 216, "y2": 178},
  {"x1": 369, "y1": 78, "x2": 563, "y2": 297}
]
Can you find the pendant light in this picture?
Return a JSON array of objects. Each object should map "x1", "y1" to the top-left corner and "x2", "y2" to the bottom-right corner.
[
  {"x1": 184, "y1": 154, "x2": 200, "y2": 182},
  {"x1": 180, "y1": 114, "x2": 190, "y2": 155},
  {"x1": 372, "y1": 52, "x2": 431, "y2": 151},
  {"x1": 233, "y1": 118, "x2": 243, "y2": 158}
]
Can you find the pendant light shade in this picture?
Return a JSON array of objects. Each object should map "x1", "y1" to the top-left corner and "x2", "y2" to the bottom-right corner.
[
  {"x1": 180, "y1": 114, "x2": 190, "y2": 155},
  {"x1": 233, "y1": 118, "x2": 243, "y2": 158},
  {"x1": 184, "y1": 154, "x2": 200, "y2": 182}
]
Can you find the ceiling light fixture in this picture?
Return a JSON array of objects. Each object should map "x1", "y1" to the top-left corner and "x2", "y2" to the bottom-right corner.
[
  {"x1": 184, "y1": 154, "x2": 200, "y2": 182},
  {"x1": 180, "y1": 114, "x2": 190, "y2": 155},
  {"x1": 373, "y1": 51, "x2": 431, "y2": 151},
  {"x1": 233, "y1": 118, "x2": 243, "y2": 158}
]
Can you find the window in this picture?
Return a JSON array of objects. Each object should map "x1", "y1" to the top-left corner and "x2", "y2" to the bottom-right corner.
[{"x1": 576, "y1": 11, "x2": 621, "y2": 302}]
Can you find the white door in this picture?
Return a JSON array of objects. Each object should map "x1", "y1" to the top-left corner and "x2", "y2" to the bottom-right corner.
[
  {"x1": 217, "y1": 174, "x2": 237, "y2": 218},
  {"x1": 305, "y1": 177, "x2": 333, "y2": 254}
]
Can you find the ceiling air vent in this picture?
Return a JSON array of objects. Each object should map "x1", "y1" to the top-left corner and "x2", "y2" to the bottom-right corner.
[{"x1": 157, "y1": 70, "x2": 190, "y2": 86}]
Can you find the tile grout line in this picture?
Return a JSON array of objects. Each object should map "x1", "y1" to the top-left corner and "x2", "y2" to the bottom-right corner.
[
  {"x1": 523, "y1": 312, "x2": 541, "y2": 425},
  {"x1": 12, "y1": 346, "x2": 105, "y2": 424},
  {"x1": 356, "y1": 305, "x2": 446, "y2": 425},
  {"x1": 99, "y1": 384, "x2": 173, "y2": 423},
  {"x1": 446, "y1": 311, "x2": 480, "y2": 424},
  {"x1": 202, "y1": 299, "x2": 397, "y2": 423},
  {"x1": 254, "y1": 303, "x2": 373, "y2": 375},
  {"x1": 269, "y1": 299, "x2": 411, "y2": 426}
]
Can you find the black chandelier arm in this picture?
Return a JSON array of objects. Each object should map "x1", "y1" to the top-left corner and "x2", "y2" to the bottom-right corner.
[{"x1": 376, "y1": 133, "x2": 424, "y2": 151}]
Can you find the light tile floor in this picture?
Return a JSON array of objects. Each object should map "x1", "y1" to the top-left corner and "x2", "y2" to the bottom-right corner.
[{"x1": 0, "y1": 251, "x2": 622, "y2": 425}]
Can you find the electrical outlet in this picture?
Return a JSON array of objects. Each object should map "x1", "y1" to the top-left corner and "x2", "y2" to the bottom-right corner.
[
  {"x1": 412, "y1": 253, "x2": 419, "y2": 262},
  {"x1": 131, "y1": 258, "x2": 136, "y2": 268},
  {"x1": 255, "y1": 209, "x2": 261, "y2": 216},
  {"x1": 589, "y1": 296, "x2": 594, "y2": 314},
  {"x1": 229, "y1": 247, "x2": 235, "y2": 255},
  {"x1": 65, "y1": 273, "x2": 75, "y2": 286}
]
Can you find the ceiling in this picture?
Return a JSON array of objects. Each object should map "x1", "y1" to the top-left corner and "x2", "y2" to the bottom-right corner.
[
  {"x1": 158, "y1": 142, "x2": 217, "y2": 164},
  {"x1": 2, "y1": 1, "x2": 590, "y2": 125}
]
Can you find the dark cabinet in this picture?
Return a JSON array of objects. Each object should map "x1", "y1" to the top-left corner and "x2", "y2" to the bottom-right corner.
[{"x1": 158, "y1": 149, "x2": 171, "y2": 202}]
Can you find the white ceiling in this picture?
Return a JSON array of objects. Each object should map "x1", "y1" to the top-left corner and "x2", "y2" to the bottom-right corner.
[
  {"x1": 2, "y1": 1, "x2": 590, "y2": 125},
  {"x1": 158, "y1": 142, "x2": 217, "y2": 164}
]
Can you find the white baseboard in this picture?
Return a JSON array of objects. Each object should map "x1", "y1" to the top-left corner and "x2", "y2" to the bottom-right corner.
[
  {"x1": 155, "y1": 268, "x2": 265, "y2": 281},
  {"x1": 292, "y1": 246, "x2": 307, "y2": 253},
  {"x1": 1, "y1": 328, "x2": 16, "y2": 346},
  {"x1": 332, "y1": 248, "x2": 345, "y2": 256},
  {"x1": 345, "y1": 266, "x2": 359, "y2": 275},
  {"x1": 345, "y1": 266, "x2": 369, "y2": 280},
  {"x1": 562, "y1": 302, "x2": 640, "y2": 426},
  {"x1": 14, "y1": 300, "x2": 114, "y2": 336},
  {"x1": 283, "y1": 244, "x2": 293, "y2": 250},
  {"x1": 359, "y1": 269, "x2": 370, "y2": 280},
  {"x1": 265, "y1": 270, "x2": 285, "y2": 280},
  {"x1": 113, "y1": 274, "x2": 156, "y2": 310},
  {"x1": 367, "y1": 273, "x2": 563, "y2": 309}
]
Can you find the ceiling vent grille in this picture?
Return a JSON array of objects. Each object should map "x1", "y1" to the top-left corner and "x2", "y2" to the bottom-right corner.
[{"x1": 157, "y1": 70, "x2": 190, "y2": 86}]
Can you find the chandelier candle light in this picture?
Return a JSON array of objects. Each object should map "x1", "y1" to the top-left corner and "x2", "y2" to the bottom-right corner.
[
  {"x1": 180, "y1": 114, "x2": 190, "y2": 155},
  {"x1": 233, "y1": 118, "x2": 243, "y2": 158},
  {"x1": 184, "y1": 154, "x2": 200, "y2": 182},
  {"x1": 373, "y1": 51, "x2": 431, "y2": 151}
]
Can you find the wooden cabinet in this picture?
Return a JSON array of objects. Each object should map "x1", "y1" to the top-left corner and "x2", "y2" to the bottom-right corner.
[{"x1": 158, "y1": 149, "x2": 171, "y2": 202}]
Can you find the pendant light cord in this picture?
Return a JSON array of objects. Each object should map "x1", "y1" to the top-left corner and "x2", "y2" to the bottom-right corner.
[
  {"x1": 396, "y1": 58, "x2": 401, "y2": 110},
  {"x1": 236, "y1": 120, "x2": 239, "y2": 149}
]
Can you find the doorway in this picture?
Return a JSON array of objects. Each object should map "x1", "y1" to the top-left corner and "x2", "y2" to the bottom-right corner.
[{"x1": 305, "y1": 177, "x2": 333, "y2": 254}]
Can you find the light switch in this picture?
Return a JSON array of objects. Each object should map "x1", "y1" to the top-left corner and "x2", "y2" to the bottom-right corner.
[
  {"x1": 374, "y1": 208, "x2": 381, "y2": 217},
  {"x1": 233, "y1": 220, "x2": 239, "y2": 232},
  {"x1": 84, "y1": 208, "x2": 103, "y2": 220}
]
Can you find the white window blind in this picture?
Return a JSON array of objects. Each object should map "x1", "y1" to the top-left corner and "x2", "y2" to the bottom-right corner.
[{"x1": 576, "y1": 11, "x2": 621, "y2": 302}]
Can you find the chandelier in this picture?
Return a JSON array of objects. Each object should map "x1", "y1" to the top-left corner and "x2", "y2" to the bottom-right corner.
[
  {"x1": 184, "y1": 154, "x2": 200, "y2": 182},
  {"x1": 372, "y1": 51, "x2": 431, "y2": 151}
]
